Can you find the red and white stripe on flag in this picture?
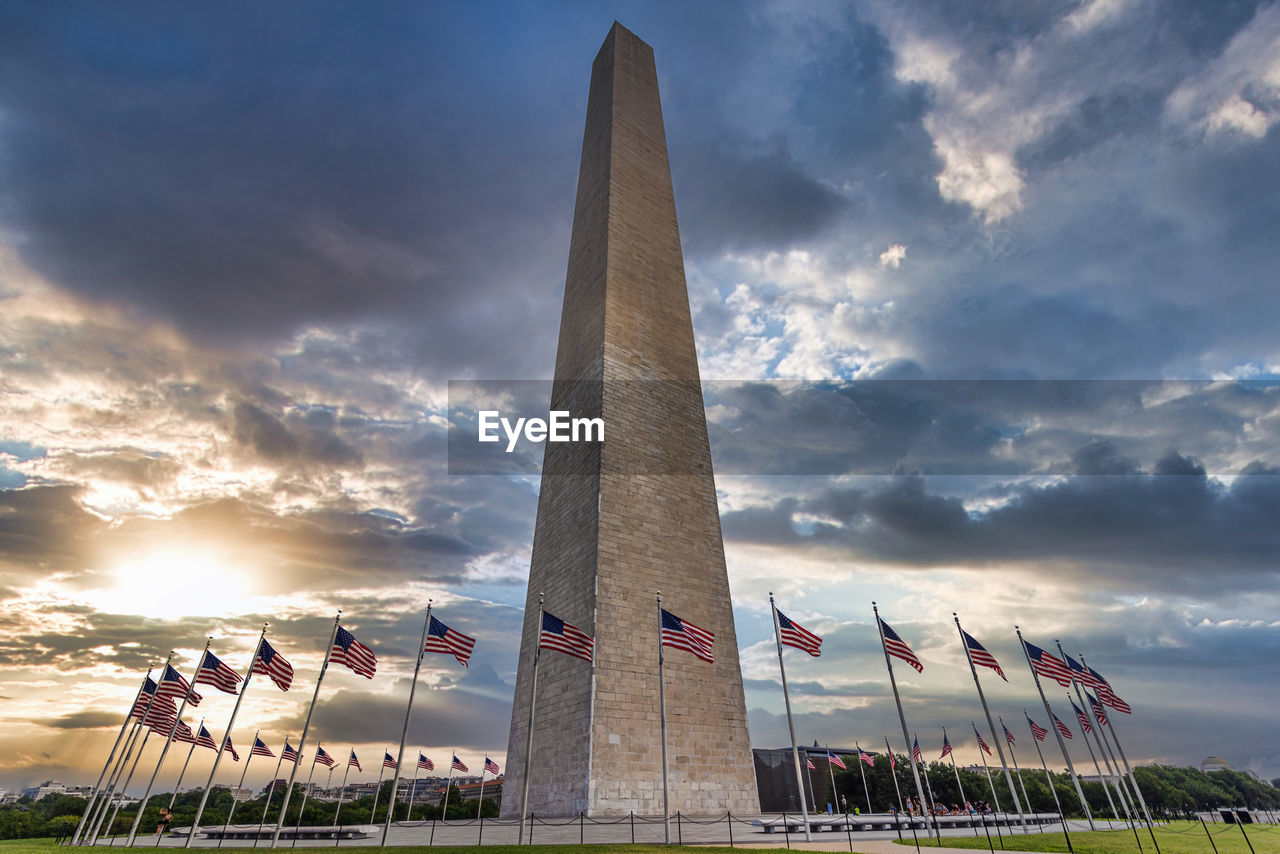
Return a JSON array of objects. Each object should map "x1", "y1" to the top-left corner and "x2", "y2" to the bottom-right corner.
[
  {"x1": 776, "y1": 609, "x2": 822, "y2": 657},
  {"x1": 661, "y1": 608, "x2": 715, "y2": 663}
]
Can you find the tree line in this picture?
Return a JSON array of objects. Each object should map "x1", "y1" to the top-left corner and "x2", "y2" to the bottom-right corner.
[{"x1": 820, "y1": 753, "x2": 1280, "y2": 819}]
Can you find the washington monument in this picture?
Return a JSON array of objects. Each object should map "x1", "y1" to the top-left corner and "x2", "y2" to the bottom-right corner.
[{"x1": 501, "y1": 24, "x2": 760, "y2": 817}]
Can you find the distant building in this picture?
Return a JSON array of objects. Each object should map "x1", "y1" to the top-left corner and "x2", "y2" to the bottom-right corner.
[
  {"x1": 454, "y1": 777, "x2": 502, "y2": 807},
  {"x1": 21, "y1": 781, "x2": 67, "y2": 801},
  {"x1": 1201, "y1": 757, "x2": 1233, "y2": 773}
]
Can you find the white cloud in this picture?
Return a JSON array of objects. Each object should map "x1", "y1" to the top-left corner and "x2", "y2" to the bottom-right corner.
[
  {"x1": 877, "y1": 243, "x2": 907, "y2": 269},
  {"x1": 1165, "y1": 3, "x2": 1280, "y2": 139}
]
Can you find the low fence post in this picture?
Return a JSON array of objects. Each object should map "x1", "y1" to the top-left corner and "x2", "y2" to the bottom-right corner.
[{"x1": 727, "y1": 810, "x2": 733, "y2": 847}]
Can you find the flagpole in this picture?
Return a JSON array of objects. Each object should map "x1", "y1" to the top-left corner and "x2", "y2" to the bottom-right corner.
[
  {"x1": 219, "y1": 729, "x2": 259, "y2": 844},
  {"x1": 884, "y1": 737, "x2": 905, "y2": 813},
  {"x1": 156, "y1": 715, "x2": 204, "y2": 846},
  {"x1": 288, "y1": 747, "x2": 321, "y2": 847},
  {"x1": 970, "y1": 721, "x2": 1007, "y2": 845},
  {"x1": 370, "y1": 751, "x2": 388, "y2": 825},
  {"x1": 91, "y1": 719, "x2": 147, "y2": 845},
  {"x1": 770, "y1": 593, "x2": 812, "y2": 840},
  {"x1": 854, "y1": 743, "x2": 873, "y2": 814},
  {"x1": 915, "y1": 734, "x2": 938, "y2": 816},
  {"x1": 407, "y1": 755, "x2": 420, "y2": 823},
  {"x1": 1026, "y1": 711, "x2": 1071, "y2": 847},
  {"x1": 1015, "y1": 627, "x2": 1093, "y2": 830},
  {"x1": 825, "y1": 745, "x2": 839, "y2": 814},
  {"x1": 271, "y1": 612, "x2": 341, "y2": 848},
  {"x1": 383, "y1": 601, "x2": 433, "y2": 845},
  {"x1": 188, "y1": 625, "x2": 267, "y2": 847},
  {"x1": 82, "y1": 719, "x2": 134, "y2": 847},
  {"x1": 999, "y1": 716, "x2": 1040, "y2": 834},
  {"x1": 1053, "y1": 644, "x2": 1120, "y2": 828},
  {"x1": 1086, "y1": 700, "x2": 1135, "y2": 822},
  {"x1": 71, "y1": 671, "x2": 152, "y2": 846},
  {"x1": 476, "y1": 764, "x2": 487, "y2": 819},
  {"x1": 331, "y1": 753, "x2": 353, "y2": 835},
  {"x1": 96, "y1": 654, "x2": 172, "y2": 844},
  {"x1": 518, "y1": 593, "x2": 544, "y2": 844},
  {"x1": 955, "y1": 614, "x2": 1027, "y2": 831},
  {"x1": 254, "y1": 737, "x2": 290, "y2": 847},
  {"x1": 439, "y1": 749, "x2": 454, "y2": 818},
  {"x1": 1078, "y1": 653, "x2": 1156, "y2": 831},
  {"x1": 128, "y1": 639, "x2": 211, "y2": 846},
  {"x1": 105, "y1": 716, "x2": 164, "y2": 846},
  {"x1": 873, "y1": 603, "x2": 940, "y2": 841},
  {"x1": 804, "y1": 751, "x2": 819, "y2": 813},
  {"x1": 657, "y1": 592, "x2": 670, "y2": 845},
  {"x1": 943, "y1": 729, "x2": 980, "y2": 838}
]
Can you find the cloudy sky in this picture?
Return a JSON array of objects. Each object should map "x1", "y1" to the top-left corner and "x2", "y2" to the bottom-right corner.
[{"x1": 2, "y1": 0, "x2": 1279, "y2": 795}]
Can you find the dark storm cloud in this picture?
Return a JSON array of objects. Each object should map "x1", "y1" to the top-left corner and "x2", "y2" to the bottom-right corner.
[
  {"x1": 0, "y1": 1, "x2": 859, "y2": 379},
  {"x1": 283, "y1": 664, "x2": 515, "y2": 750},
  {"x1": 232, "y1": 402, "x2": 363, "y2": 469},
  {"x1": 673, "y1": 143, "x2": 846, "y2": 254},
  {"x1": 0, "y1": 485, "x2": 101, "y2": 565},
  {"x1": 722, "y1": 449, "x2": 1280, "y2": 588},
  {"x1": 42, "y1": 711, "x2": 121, "y2": 730}
]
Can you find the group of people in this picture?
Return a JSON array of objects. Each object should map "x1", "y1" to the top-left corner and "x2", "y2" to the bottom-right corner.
[{"x1": 861, "y1": 795, "x2": 996, "y2": 818}]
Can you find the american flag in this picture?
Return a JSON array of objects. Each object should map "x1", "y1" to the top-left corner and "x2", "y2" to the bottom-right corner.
[
  {"x1": 1065, "y1": 653, "x2": 1106, "y2": 690},
  {"x1": 451, "y1": 754, "x2": 468, "y2": 773},
  {"x1": 251, "y1": 737, "x2": 274, "y2": 758},
  {"x1": 1027, "y1": 715, "x2": 1048, "y2": 742},
  {"x1": 889, "y1": 750, "x2": 896, "y2": 770},
  {"x1": 940, "y1": 734, "x2": 953, "y2": 759},
  {"x1": 348, "y1": 750, "x2": 361, "y2": 771},
  {"x1": 973, "y1": 726, "x2": 992, "y2": 756},
  {"x1": 1087, "y1": 665, "x2": 1132, "y2": 714},
  {"x1": 776, "y1": 610, "x2": 822, "y2": 657},
  {"x1": 418, "y1": 754, "x2": 433, "y2": 771},
  {"x1": 1072, "y1": 700, "x2": 1093, "y2": 734},
  {"x1": 857, "y1": 745, "x2": 876, "y2": 767},
  {"x1": 807, "y1": 756, "x2": 816, "y2": 770},
  {"x1": 878, "y1": 618, "x2": 923, "y2": 673},
  {"x1": 253, "y1": 639, "x2": 294, "y2": 692},
  {"x1": 828, "y1": 750, "x2": 847, "y2": 770},
  {"x1": 1003, "y1": 724, "x2": 1016, "y2": 747},
  {"x1": 383, "y1": 752, "x2": 397, "y2": 770},
  {"x1": 129, "y1": 678, "x2": 159, "y2": 719},
  {"x1": 425, "y1": 615, "x2": 477, "y2": 668},
  {"x1": 539, "y1": 612, "x2": 593, "y2": 663},
  {"x1": 1088, "y1": 693, "x2": 1109, "y2": 726},
  {"x1": 962, "y1": 630, "x2": 1006, "y2": 681},
  {"x1": 196, "y1": 724, "x2": 217, "y2": 750},
  {"x1": 484, "y1": 757, "x2": 500, "y2": 775},
  {"x1": 282, "y1": 741, "x2": 301, "y2": 763},
  {"x1": 331, "y1": 626, "x2": 377, "y2": 679},
  {"x1": 1022, "y1": 640, "x2": 1073, "y2": 688},
  {"x1": 912, "y1": 738, "x2": 922, "y2": 763},
  {"x1": 660, "y1": 609, "x2": 715, "y2": 663},
  {"x1": 157, "y1": 664, "x2": 203, "y2": 706},
  {"x1": 172, "y1": 720, "x2": 195, "y2": 744},
  {"x1": 316, "y1": 746, "x2": 335, "y2": 768},
  {"x1": 223, "y1": 736, "x2": 239, "y2": 761},
  {"x1": 141, "y1": 696, "x2": 179, "y2": 730},
  {"x1": 195, "y1": 650, "x2": 243, "y2": 695},
  {"x1": 1053, "y1": 714, "x2": 1074, "y2": 740}
]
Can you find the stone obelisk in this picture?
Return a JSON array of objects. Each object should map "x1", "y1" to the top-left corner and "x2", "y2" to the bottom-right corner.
[{"x1": 502, "y1": 23, "x2": 759, "y2": 817}]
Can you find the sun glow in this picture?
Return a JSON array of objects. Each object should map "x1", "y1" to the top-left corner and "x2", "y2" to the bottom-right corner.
[{"x1": 97, "y1": 548, "x2": 254, "y2": 619}]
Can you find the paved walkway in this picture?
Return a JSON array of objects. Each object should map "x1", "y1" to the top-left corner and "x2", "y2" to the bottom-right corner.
[{"x1": 98, "y1": 816, "x2": 1095, "y2": 851}]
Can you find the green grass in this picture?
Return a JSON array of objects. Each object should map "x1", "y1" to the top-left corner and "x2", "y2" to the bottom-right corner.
[{"x1": 900, "y1": 820, "x2": 1280, "y2": 852}]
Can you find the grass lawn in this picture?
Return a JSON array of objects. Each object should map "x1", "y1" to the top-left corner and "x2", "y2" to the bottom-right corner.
[{"x1": 900, "y1": 820, "x2": 1280, "y2": 852}]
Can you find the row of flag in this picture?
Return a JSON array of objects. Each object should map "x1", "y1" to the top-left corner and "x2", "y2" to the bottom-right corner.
[{"x1": 763, "y1": 601, "x2": 1156, "y2": 845}]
